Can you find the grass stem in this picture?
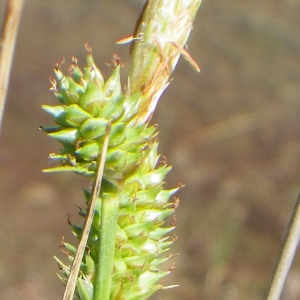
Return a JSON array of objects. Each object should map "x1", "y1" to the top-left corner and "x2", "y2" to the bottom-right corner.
[
  {"x1": 62, "y1": 123, "x2": 111, "y2": 300},
  {"x1": 0, "y1": 0, "x2": 24, "y2": 130},
  {"x1": 265, "y1": 193, "x2": 300, "y2": 300},
  {"x1": 94, "y1": 193, "x2": 119, "y2": 300}
]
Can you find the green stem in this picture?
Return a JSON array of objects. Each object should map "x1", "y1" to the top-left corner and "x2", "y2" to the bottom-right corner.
[
  {"x1": 94, "y1": 194, "x2": 119, "y2": 300},
  {"x1": 63, "y1": 123, "x2": 111, "y2": 300}
]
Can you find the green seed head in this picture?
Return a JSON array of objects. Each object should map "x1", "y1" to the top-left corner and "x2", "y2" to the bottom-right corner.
[{"x1": 43, "y1": 54, "x2": 178, "y2": 299}]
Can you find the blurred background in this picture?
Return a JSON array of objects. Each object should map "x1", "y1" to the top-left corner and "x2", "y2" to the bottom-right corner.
[{"x1": 1, "y1": 0, "x2": 300, "y2": 299}]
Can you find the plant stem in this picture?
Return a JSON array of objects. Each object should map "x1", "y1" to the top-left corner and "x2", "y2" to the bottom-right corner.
[
  {"x1": 94, "y1": 194, "x2": 119, "y2": 300},
  {"x1": 0, "y1": 0, "x2": 24, "y2": 130},
  {"x1": 63, "y1": 123, "x2": 111, "y2": 300},
  {"x1": 129, "y1": 0, "x2": 202, "y2": 125},
  {"x1": 265, "y1": 193, "x2": 300, "y2": 300}
]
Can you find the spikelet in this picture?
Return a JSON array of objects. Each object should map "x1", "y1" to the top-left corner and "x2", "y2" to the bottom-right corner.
[
  {"x1": 42, "y1": 0, "x2": 202, "y2": 298},
  {"x1": 42, "y1": 49, "x2": 179, "y2": 299}
]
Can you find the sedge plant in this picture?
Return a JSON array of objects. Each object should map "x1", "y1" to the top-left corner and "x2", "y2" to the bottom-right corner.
[{"x1": 41, "y1": 1, "x2": 202, "y2": 299}]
